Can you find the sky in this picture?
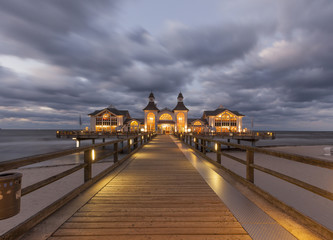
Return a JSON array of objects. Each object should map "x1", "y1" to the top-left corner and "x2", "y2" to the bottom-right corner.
[{"x1": 0, "y1": 0, "x2": 333, "y2": 131}]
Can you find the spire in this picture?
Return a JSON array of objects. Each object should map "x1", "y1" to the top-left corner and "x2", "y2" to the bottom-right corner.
[
  {"x1": 149, "y1": 92, "x2": 155, "y2": 102},
  {"x1": 177, "y1": 92, "x2": 184, "y2": 102}
]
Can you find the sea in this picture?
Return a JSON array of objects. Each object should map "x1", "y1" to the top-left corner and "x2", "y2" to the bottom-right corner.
[{"x1": 0, "y1": 129, "x2": 333, "y2": 163}]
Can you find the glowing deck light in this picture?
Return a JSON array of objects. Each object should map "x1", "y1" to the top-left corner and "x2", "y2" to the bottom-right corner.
[
  {"x1": 194, "y1": 138, "x2": 196, "y2": 142},
  {"x1": 76, "y1": 140, "x2": 80, "y2": 148},
  {"x1": 91, "y1": 149, "x2": 95, "y2": 161},
  {"x1": 141, "y1": 136, "x2": 144, "y2": 140},
  {"x1": 215, "y1": 143, "x2": 218, "y2": 151}
]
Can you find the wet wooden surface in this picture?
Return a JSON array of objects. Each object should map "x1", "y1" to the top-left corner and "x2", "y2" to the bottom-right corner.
[{"x1": 49, "y1": 135, "x2": 251, "y2": 240}]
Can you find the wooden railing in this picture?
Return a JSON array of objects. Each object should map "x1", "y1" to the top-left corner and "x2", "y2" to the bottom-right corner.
[
  {"x1": 0, "y1": 133, "x2": 156, "y2": 239},
  {"x1": 176, "y1": 133, "x2": 333, "y2": 238}
]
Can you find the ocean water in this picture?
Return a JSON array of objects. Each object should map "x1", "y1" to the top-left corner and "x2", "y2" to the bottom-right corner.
[
  {"x1": 0, "y1": 130, "x2": 333, "y2": 163},
  {"x1": 0, "y1": 129, "x2": 106, "y2": 164},
  {"x1": 256, "y1": 131, "x2": 333, "y2": 147}
]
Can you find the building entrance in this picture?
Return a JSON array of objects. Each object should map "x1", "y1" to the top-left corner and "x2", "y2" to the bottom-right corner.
[{"x1": 159, "y1": 124, "x2": 174, "y2": 134}]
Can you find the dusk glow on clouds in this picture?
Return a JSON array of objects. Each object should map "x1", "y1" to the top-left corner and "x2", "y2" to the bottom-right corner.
[{"x1": 0, "y1": 0, "x2": 333, "y2": 130}]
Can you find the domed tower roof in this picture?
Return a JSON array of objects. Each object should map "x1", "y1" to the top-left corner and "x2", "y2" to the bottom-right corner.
[
  {"x1": 143, "y1": 92, "x2": 159, "y2": 111},
  {"x1": 173, "y1": 92, "x2": 189, "y2": 111}
]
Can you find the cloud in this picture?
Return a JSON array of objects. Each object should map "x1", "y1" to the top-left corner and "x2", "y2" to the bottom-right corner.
[{"x1": 0, "y1": 0, "x2": 333, "y2": 130}]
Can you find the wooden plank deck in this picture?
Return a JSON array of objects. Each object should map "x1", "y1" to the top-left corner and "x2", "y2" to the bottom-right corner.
[{"x1": 49, "y1": 135, "x2": 251, "y2": 240}]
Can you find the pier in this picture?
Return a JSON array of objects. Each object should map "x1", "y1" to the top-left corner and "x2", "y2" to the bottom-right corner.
[{"x1": 1, "y1": 134, "x2": 332, "y2": 239}]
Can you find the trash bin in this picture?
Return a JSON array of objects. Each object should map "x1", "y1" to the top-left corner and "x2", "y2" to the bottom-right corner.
[{"x1": 0, "y1": 172, "x2": 22, "y2": 219}]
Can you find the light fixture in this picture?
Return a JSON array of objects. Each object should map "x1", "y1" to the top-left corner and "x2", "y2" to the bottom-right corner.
[{"x1": 91, "y1": 149, "x2": 95, "y2": 161}]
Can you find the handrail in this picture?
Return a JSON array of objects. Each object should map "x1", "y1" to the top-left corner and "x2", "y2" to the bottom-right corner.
[
  {"x1": 176, "y1": 133, "x2": 333, "y2": 200},
  {"x1": 176, "y1": 132, "x2": 333, "y2": 238},
  {"x1": 0, "y1": 132, "x2": 156, "y2": 240}
]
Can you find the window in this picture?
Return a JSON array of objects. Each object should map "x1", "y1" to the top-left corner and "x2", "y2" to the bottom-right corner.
[
  {"x1": 147, "y1": 113, "x2": 155, "y2": 131},
  {"x1": 111, "y1": 117, "x2": 117, "y2": 126},
  {"x1": 177, "y1": 113, "x2": 185, "y2": 132},
  {"x1": 159, "y1": 113, "x2": 172, "y2": 120}
]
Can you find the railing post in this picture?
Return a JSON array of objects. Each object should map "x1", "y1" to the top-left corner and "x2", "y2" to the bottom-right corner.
[
  {"x1": 216, "y1": 143, "x2": 221, "y2": 164},
  {"x1": 189, "y1": 136, "x2": 192, "y2": 146},
  {"x1": 195, "y1": 138, "x2": 198, "y2": 150},
  {"x1": 140, "y1": 135, "x2": 143, "y2": 145},
  {"x1": 84, "y1": 149, "x2": 92, "y2": 182},
  {"x1": 127, "y1": 138, "x2": 131, "y2": 153},
  {"x1": 203, "y1": 139, "x2": 206, "y2": 154},
  {"x1": 246, "y1": 149, "x2": 254, "y2": 183},
  {"x1": 114, "y1": 142, "x2": 118, "y2": 163},
  {"x1": 102, "y1": 138, "x2": 105, "y2": 149},
  {"x1": 121, "y1": 141, "x2": 124, "y2": 153}
]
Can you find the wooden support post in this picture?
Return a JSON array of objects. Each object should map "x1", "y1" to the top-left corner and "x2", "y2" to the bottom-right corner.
[
  {"x1": 246, "y1": 150, "x2": 254, "y2": 183},
  {"x1": 140, "y1": 135, "x2": 143, "y2": 145},
  {"x1": 121, "y1": 141, "x2": 124, "y2": 153},
  {"x1": 102, "y1": 138, "x2": 105, "y2": 149},
  {"x1": 227, "y1": 139, "x2": 230, "y2": 149},
  {"x1": 127, "y1": 139, "x2": 131, "y2": 153},
  {"x1": 195, "y1": 138, "x2": 198, "y2": 150},
  {"x1": 217, "y1": 143, "x2": 221, "y2": 164},
  {"x1": 92, "y1": 139, "x2": 95, "y2": 144},
  {"x1": 200, "y1": 139, "x2": 203, "y2": 152},
  {"x1": 114, "y1": 142, "x2": 118, "y2": 163},
  {"x1": 237, "y1": 139, "x2": 240, "y2": 144},
  {"x1": 203, "y1": 140, "x2": 206, "y2": 154},
  {"x1": 134, "y1": 137, "x2": 138, "y2": 148},
  {"x1": 189, "y1": 136, "x2": 192, "y2": 146},
  {"x1": 84, "y1": 150, "x2": 92, "y2": 182}
]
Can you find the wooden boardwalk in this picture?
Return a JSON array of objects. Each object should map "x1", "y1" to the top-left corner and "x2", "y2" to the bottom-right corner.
[{"x1": 49, "y1": 135, "x2": 251, "y2": 240}]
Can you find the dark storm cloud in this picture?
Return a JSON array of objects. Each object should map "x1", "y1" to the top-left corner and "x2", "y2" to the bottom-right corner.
[
  {"x1": 0, "y1": 0, "x2": 333, "y2": 130},
  {"x1": 163, "y1": 24, "x2": 258, "y2": 66}
]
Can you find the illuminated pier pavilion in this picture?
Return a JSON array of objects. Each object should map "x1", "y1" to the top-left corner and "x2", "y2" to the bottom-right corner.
[{"x1": 89, "y1": 92, "x2": 245, "y2": 134}]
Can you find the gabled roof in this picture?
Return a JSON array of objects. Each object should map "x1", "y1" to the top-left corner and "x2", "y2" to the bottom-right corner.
[
  {"x1": 173, "y1": 102, "x2": 189, "y2": 111},
  {"x1": 203, "y1": 108, "x2": 244, "y2": 117},
  {"x1": 159, "y1": 107, "x2": 173, "y2": 113},
  {"x1": 124, "y1": 118, "x2": 144, "y2": 124},
  {"x1": 188, "y1": 118, "x2": 208, "y2": 125},
  {"x1": 88, "y1": 107, "x2": 130, "y2": 117},
  {"x1": 143, "y1": 102, "x2": 159, "y2": 111}
]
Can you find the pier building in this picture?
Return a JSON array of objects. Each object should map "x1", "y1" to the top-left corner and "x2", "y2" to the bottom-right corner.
[{"x1": 89, "y1": 92, "x2": 244, "y2": 134}]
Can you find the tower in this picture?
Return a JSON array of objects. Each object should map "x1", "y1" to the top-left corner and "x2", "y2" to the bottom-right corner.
[
  {"x1": 173, "y1": 92, "x2": 189, "y2": 133},
  {"x1": 143, "y1": 92, "x2": 159, "y2": 132}
]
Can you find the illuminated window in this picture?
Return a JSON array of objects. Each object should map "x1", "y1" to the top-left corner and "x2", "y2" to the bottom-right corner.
[
  {"x1": 193, "y1": 121, "x2": 202, "y2": 125},
  {"x1": 177, "y1": 113, "x2": 185, "y2": 132},
  {"x1": 159, "y1": 113, "x2": 172, "y2": 120},
  {"x1": 147, "y1": 113, "x2": 155, "y2": 131}
]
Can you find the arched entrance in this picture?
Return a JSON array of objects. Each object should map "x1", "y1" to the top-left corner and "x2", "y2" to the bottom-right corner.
[{"x1": 158, "y1": 113, "x2": 174, "y2": 134}]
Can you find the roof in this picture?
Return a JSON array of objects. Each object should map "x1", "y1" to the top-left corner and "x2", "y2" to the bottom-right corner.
[
  {"x1": 173, "y1": 101, "x2": 189, "y2": 111},
  {"x1": 188, "y1": 118, "x2": 208, "y2": 125},
  {"x1": 177, "y1": 92, "x2": 184, "y2": 99},
  {"x1": 149, "y1": 92, "x2": 155, "y2": 99},
  {"x1": 159, "y1": 107, "x2": 173, "y2": 113},
  {"x1": 124, "y1": 118, "x2": 144, "y2": 124},
  {"x1": 203, "y1": 108, "x2": 244, "y2": 117},
  {"x1": 143, "y1": 101, "x2": 159, "y2": 111},
  {"x1": 88, "y1": 107, "x2": 130, "y2": 117}
]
